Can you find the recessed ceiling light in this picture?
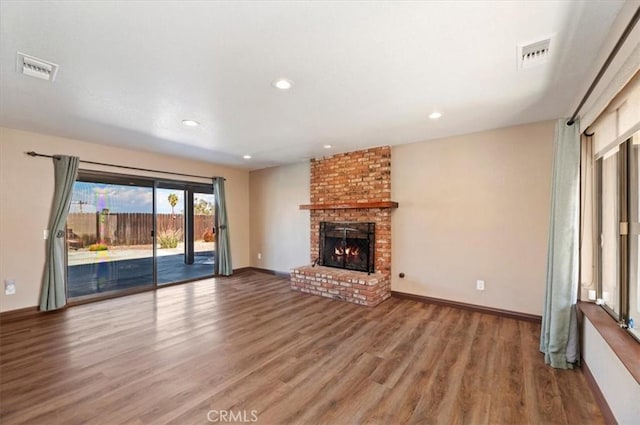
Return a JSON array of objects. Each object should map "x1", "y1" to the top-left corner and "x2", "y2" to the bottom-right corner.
[
  {"x1": 243, "y1": 155, "x2": 252, "y2": 160},
  {"x1": 272, "y1": 78, "x2": 293, "y2": 90},
  {"x1": 429, "y1": 112, "x2": 442, "y2": 120},
  {"x1": 323, "y1": 144, "x2": 332, "y2": 149},
  {"x1": 182, "y1": 120, "x2": 199, "y2": 127}
]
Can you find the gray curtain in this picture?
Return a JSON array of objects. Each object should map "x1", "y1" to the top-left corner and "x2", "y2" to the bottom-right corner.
[
  {"x1": 40, "y1": 155, "x2": 79, "y2": 311},
  {"x1": 214, "y1": 177, "x2": 233, "y2": 276},
  {"x1": 540, "y1": 119, "x2": 581, "y2": 369}
]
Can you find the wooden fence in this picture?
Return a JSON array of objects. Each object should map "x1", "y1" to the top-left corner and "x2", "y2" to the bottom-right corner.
[{"x1": 67, "y1": 213, "x2": 214, "y2": 246}]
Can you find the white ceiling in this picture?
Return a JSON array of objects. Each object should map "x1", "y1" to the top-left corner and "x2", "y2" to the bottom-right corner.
[{"x1": 0, "y1": 1, "x2": 628, "y2": 170}]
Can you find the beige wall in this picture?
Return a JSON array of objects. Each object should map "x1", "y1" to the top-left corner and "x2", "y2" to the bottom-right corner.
[
  {"x1": 246, "y1": 121, "x2": 554, "y2": 314},
  {"x1": 249, "y1": 162, "x2": 310, "y2": 273},
  {"x1": 391, "y1": 121, "x2": 555, "y2": 315},
  {"x1": 0, "y1": 127, "x2": 250, "y2": 312}
]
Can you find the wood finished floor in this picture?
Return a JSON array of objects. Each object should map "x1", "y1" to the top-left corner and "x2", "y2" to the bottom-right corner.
[{"x1": 0, "y1": 271, "x2": 604, "y2": 425}]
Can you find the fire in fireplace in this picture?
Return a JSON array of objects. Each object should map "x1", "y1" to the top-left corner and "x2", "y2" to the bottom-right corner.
[{"x1": 319, "y1": 222, "x2": 375, "y2": 273}]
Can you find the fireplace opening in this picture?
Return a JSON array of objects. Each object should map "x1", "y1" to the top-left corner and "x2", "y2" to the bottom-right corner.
[{"x1": 319, "y1": 222, "x2": 375, "y2": 273}]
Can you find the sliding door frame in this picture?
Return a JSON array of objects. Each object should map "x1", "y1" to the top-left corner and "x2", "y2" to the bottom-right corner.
[
  {"x1": 66, "y1": 171, "x2": 156, "y2": 303},
  {"x1": 66, "y1": 170, "x2": 216, "y2": 304},
  {"x1": 155, "y1": 179, "x2": 216, "y2": 285}
]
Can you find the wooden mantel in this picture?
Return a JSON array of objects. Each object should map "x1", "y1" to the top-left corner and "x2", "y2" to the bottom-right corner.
[{"x1": 299, "y1": 201, "x2": 398, "y2": 210}]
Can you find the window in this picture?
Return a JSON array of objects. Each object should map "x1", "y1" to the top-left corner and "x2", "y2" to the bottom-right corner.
[
  {"x1": 598, "y1": 148, "x2": 620, "y2": 315},
  {"x1": 596, "y1": 133, "x2": 640, "y2": 341}
]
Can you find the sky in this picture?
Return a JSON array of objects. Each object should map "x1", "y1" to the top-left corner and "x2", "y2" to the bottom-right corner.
[{"x1": 69, "y1": 182, "x2": 213, "y2": 214}]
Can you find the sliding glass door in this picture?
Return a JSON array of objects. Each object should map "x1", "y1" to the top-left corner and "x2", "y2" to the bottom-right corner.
[
  {"x1": 66, "y1": 175, "x2": 154, "y2": 298},
  {"x1": 194, "y1": 192, "x2": 216, "y2": 269},
  {"x1": 156, "y1": 186, "x2": 186, "y2": 285},
  {"x1": 66, "y1": 172, "x2": 215, "y2": 300},
  {"x1": 156, "y1": 183, "x2": 216, "y2": 285}
]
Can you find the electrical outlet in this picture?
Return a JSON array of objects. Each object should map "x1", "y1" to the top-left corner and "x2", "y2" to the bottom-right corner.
[
  {"x1": 257, "y1": 253, "x2": 262, "y2": 260},
  {"x1": 476, "y1": 280, "x2": 485, "y2": 291},
  {"x1": 43, "y1": 229, "x2": 49, "y2": 240},
  {"x1": 4, "y1": 279, "x2": 16, "y2": 295}
]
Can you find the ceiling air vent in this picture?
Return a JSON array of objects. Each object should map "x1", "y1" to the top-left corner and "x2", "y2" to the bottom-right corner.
[
  {"x1": 16, "y1": 52, "x2": 59, "y2": 81},
  {"x1": 517, "y1": 38, "x2": 551, "y2": 70}
]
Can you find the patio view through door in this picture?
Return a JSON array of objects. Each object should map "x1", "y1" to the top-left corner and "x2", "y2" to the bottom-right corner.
[
  {"x1": 156, "y1": 183, "x2": 216, "y2": 285},
  {"x1": 66, "y1": 175, "x2": 154, "y2": 298},
  {"x1": 66, "y1": 172, "x2": 216, "y2": 300},
  {"x1": 193, "y1": 191, "x2": 216, "y2": 272}
]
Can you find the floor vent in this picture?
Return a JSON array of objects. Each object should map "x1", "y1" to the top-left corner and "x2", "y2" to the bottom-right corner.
[
  {"x1": 17, "y1": 52, "x2": 58, "y2": 81},
  {"x1": 518, "y1": 38, "x2": 551, "y2": 70}
]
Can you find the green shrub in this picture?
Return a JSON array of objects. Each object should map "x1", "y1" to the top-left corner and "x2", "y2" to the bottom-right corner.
[
  {"x1": 158, "y1": 228, "x2": 182, "y2": 249},
  {"x1": 88, "y1": 243, "x2": 108, "y2": 251}
]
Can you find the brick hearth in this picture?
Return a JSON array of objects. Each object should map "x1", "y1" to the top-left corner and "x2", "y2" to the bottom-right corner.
[
  {"x1": 291, "y1": 146, "x2": 395, "y2": 306},
  {"x1": 291, "y1": 266, "x2": 390, "y2": 307}
]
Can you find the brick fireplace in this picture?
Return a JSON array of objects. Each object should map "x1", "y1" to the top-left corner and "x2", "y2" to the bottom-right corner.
[{"x1": 291, "y1": 146, "x2": 396, "y2": 307}]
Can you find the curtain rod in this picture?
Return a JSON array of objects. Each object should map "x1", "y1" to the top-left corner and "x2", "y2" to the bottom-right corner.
[
  {"x1": 567, "y1": 5, "x2": 640, "y2": 126},
  {"x1": 26, "y1": 151, "x2": 225, "y2": 181}
]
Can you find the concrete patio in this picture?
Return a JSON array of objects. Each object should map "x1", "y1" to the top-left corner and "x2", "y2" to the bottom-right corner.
[{"x1": 67, "y1": 249, "x2": 215, "y2": 297}]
